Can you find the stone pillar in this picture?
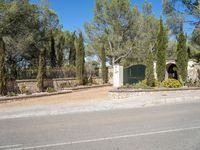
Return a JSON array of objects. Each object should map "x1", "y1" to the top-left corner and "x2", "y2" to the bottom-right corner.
[
  {"x1": 187, "y1": 60, "x2": 198, "y2": 81},
  {"x1": 113, "y1": 65, "x2": 123, "y2": 87}
]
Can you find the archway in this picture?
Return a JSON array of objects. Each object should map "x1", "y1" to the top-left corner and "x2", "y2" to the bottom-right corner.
[{"x1": 166, "y1": 63, "x2": 178, "y2": 79}]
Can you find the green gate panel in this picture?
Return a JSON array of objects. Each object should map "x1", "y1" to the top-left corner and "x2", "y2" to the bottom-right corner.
[{"x1": 123, "y1": 64, "x2": 146, "y2": 84}]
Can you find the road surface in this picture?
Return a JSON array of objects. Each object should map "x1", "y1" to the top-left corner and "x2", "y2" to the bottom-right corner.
[{"x1": 0, "y1": 103, "x2": 200, "y2": 150}]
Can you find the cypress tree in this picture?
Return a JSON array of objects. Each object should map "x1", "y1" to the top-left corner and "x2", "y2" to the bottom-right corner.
[
  {"x1": 75, "y1": 32, "x2": 85, "y2": 85},
  {"x1": 0, "y1": 37, "x2": 7, "y2": 95},
  {"x1": 177, "y1": 23, "x2": 188, "y2": 81},
  {"x1": 156, "y1": 17, "x2": 168, "y2": 82},
  {"x1": 57, "y1": 35, "x2": 65, "y2": 67},
  {"x1": 100, "y1": 45, "x2": 108, "y2": 84},
  {"x1": 69, "y1": 32, "x2": 76, "y2": 66},
  {"x1": 50, "y1": 33, "x2": 57, "y2": 68},
  {"x1": 37, "y1": 47, "x2": 46, "y2": 92},
  {"x1": 146, "y1": 50, "x2": 155, "y2": 87},
  {"x1": 187, "y1": 47, "x2": 191, "y2": 59}
]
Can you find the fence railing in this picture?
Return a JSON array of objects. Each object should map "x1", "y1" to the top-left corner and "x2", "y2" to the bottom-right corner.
[{"x1": 13, "y1": 66, "x2": 100, "y2": 80}]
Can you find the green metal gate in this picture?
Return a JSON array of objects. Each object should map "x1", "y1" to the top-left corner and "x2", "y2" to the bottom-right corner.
[{"x1": 123, "y1": 64, "x2": 146, "y2": 84}]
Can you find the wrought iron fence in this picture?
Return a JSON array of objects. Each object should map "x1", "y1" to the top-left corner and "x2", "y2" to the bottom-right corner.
[
  {"x1": 16, "y1": 67, "x2": 76, "y2": 80},
  {"x1": 14, "y1": 66, "x2": 100, "y2": 80}
]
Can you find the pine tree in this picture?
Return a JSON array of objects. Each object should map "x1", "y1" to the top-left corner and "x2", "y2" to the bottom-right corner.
[
  {"x1": 0, "y1": 37, "x2": 7, "y2": 95},
  {"x1": 146, "y1": 50, "x2": 155, "y2": 87},
  {"x1": 177, "y1": 23, "x2": 188, "y2": 81},
  {"x1": 75, "y1": 32, "x2": 85, "y2": 85},
  {"x1": 50, "y1": 33, "x2": 56, "y2": 68},
  {"x1": 69, "y1": 32, "x2": 76, "y2": 66},
  {"x1": 100, "y1": 45, "x2": 108, "y2": 84},
  {"x1": 37, "y1": 47, "x2": 46, "y2": 92},
  {"x1": 156, "y1": 17, "x2": 168, "y2": 81}
]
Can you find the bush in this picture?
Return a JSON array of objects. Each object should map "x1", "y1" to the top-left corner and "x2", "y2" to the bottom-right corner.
[
  {"x1": 133, "y1": 80, "x2": 152, "y2": 89},
  {"x1": 162, "y1": 79, "x2": 182, "y2": 88},
  {"x1": 185, "y1": 79, "x2": 200, "y2": 87},
  {"x1": 60, "y1": 82, "x2": 71, "y2": 89},
  {"x1": 25, "y1": 90, "x2": 32, "y2": 95},
  {"x1": 155, "y1": 80, "x2": 162, "y2": 87},
  {"x1": 121, "y1": 80, "x2": 151, "y2": 89},
  {"x1": 7, "y1": 92, "x2": 18, "y2": 97},
  {"x1": 46, "y1": 87, "x2": 56, "y2": 93},
  {"x1": 20, "y1": 84, "x2": 28, "y2": 94}
]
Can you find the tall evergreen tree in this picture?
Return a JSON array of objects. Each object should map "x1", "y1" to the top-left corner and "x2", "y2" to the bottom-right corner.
[
  {"x1": 75, "y1": 32, "x2": 85, "y2": 85},
  {"x1": 176, "y1": 23, "x2": 188, "y2": 81},
  {"x1": 187, "y1": 47, "x2": 191, "y2": 59},
  {"x1": 37, "y1": 47, "x2": 46, "y2": 92},
  {"x1": 0, "y1": 37, "x2": 7, "y2": 95},
  {"x1": 50, "y1": 33, "x2": 56, "y2": 68},
  {"x1": 56, "y1": 34, "x2": 65, "y2": 67},
  {"x1": 146, "y1": 50, "x2": 155, "y2": 87},
  {"x1": 156, "y1": 17, "x2": 168, "y2": 81},
  {"x1": 100, "y1": 45, "x2": 108, "y2": 84},
  {"x1": 69, "y1": 32, "x2": 76, "y2": 66}
]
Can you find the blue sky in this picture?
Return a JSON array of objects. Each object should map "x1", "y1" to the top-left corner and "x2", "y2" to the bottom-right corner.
[{"x1": 31, "y1": 0, "x2": 193, "y2": 35}]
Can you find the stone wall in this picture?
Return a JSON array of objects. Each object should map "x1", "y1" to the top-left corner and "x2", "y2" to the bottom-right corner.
[
  {"x1": 98, "y1": 67, "x2": 113, "y2": 84},
  {"x1": 7, "y1": 77, "x2": 104, "y2": 93},
  {"x1": 188, "y1": 61, "x2": 200, "y2": 81},
  {"x1": 109, "y1": 88, "x2": 200, "y2": 100}
]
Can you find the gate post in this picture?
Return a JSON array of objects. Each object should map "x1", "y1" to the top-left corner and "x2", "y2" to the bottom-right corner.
[{"x1": 113, "y1": 65, "x2": 123, "y2": 87}]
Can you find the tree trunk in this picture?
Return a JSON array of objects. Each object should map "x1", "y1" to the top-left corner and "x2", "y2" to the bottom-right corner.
[{"x1": 0, "y1": 37, "x2": 7, "y2": 95}]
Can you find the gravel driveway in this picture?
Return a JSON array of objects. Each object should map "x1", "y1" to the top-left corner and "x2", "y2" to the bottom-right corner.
[{"x1": 0, "y1": 86, "x2": 113, "y2": 108}]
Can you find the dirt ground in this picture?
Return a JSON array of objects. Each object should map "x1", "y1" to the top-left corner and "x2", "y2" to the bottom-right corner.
[{"x1": 0, "y1": 86, "x2": 113, "y2": 108}]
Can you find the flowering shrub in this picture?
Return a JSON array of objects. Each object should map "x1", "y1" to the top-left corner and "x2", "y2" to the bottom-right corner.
[{"x1": 162, "y1": 79, "x2": 182, "y2": 88}]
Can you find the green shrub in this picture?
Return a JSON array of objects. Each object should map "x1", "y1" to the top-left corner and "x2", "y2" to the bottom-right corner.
[
  {"x1": 185, "y1": 79, "x2": 200, "y2": 87},
  {"x1": 60, "y1": 82, "x2": 71, "y2": 89},
  {"x1": 134, "y1": 80, "x2": 150, "y2": 89},
  {"x1": 46, "y1": 87, "x2": 56, "y2": 93},
  {"x1": 20, "y1": 84, "x2": 28, "y2": 94},
  {"x1": 7, "y1": 92, "x2": 18, "y2": 97},
  {"x1": 162, "y1": 79, "x2": 182, "y2": 88},
  {"x1": 196, "y1": 81, "x2": 200, "y2": 87},
  {"x1": 25, "y1": 90, "x2": 32, "y2": 95},
  {"x1": 155, "y1": 80, "x2": 162, "y2": 87}
]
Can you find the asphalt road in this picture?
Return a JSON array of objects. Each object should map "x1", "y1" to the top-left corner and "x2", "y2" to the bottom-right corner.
[{"x1": 1, "y1": 103, "x2": 200, "y2": 150}]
